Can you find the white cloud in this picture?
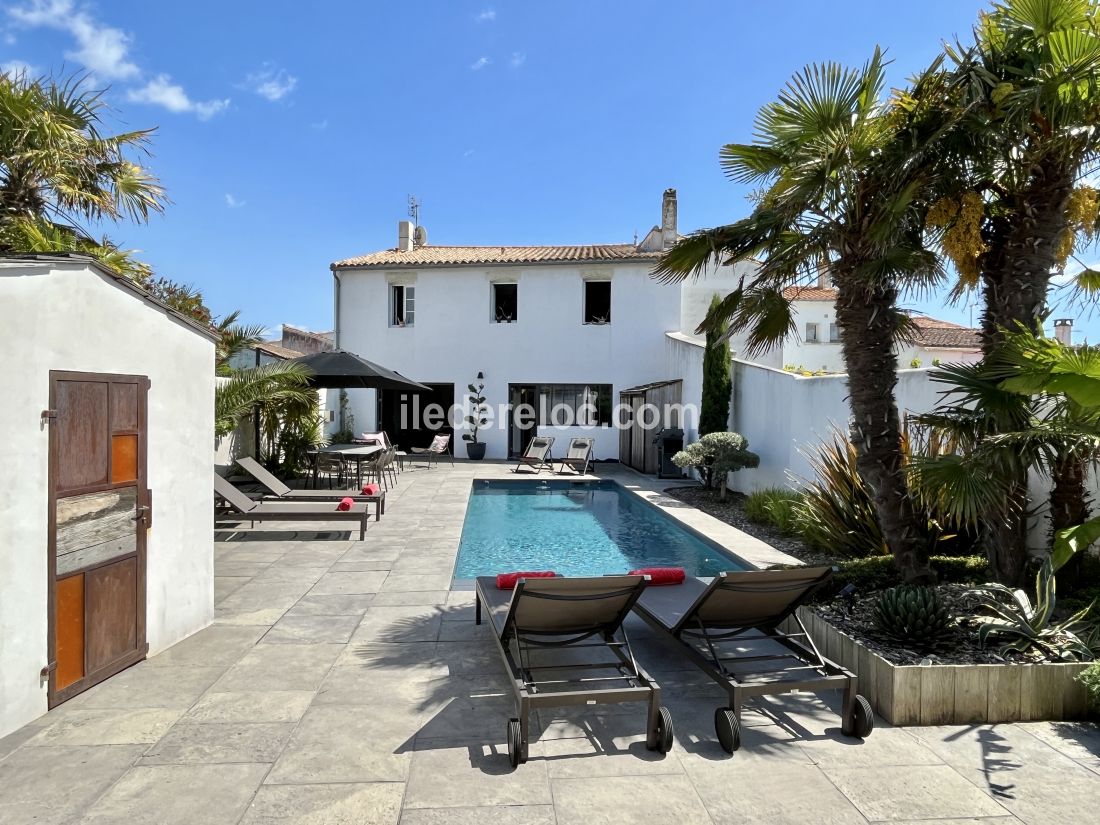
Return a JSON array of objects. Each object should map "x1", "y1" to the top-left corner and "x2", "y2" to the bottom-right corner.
[
  {"x1": 463, "y1": 148, "x2": 475, "y2": 158},
  {"x1": 239, "y1": 63, "x2": 298, "y2": 102},
  {"x1": 127, "y1": 75, "x2": 230, "y2": 120},
  {"x1": 510, "y1": 51, "x2": 526, "y2": 68},
  {"x1": 1, "y1": 59, "x2": 38, "y2": 76},
  {"x1": 475, "y1": 9, "x2": 496, "y2": 22},
  {"x1": 224, "y1": 193, "x2": 245, "y2": 208},
  {"x1": 310, "y1": 119, "x2": 329, "y2": 130},
  {"x1": 470, "y1": 56, "x2": 490, "y2": 71},
  {"x1": 8, "y1": 0, "x2": 139, "y2": 80}
]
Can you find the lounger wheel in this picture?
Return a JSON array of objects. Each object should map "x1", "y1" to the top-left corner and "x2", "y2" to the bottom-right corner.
[
  {"x1": 506, "y1": 718, "x2": 525, "y2": 768},
  {"x1": 647, "y1": 706, "x2": 674, "y2": 753},
  {"x1": 842, "y1": 695, "x2": 874, "y2": 738},
  {"x1": 715, "y1": 707, "x2": 741, "y2": 754}
]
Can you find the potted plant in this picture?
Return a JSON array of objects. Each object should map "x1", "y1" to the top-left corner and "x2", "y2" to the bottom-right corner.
[{"x1": 463, "y1": 374, "x2": 489, "y2": 460}]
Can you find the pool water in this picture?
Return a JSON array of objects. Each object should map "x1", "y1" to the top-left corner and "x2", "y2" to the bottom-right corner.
[{"x1": 455, "y1": 480, "x2": 747, "y2": 578}]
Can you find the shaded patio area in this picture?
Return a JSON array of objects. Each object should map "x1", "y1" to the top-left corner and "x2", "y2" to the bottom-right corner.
[{"x1": 1, "y1": 461, "x2": 1098, "y2": 824}]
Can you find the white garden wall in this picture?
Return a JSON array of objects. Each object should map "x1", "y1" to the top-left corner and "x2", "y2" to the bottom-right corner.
[{"x1": 0, "y1": 257, "x2": 215, "y2": 739}]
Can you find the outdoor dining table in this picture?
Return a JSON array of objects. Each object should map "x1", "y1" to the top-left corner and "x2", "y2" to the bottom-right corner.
[{"x1": 310, "y1": 443, "x2": 382, "y2": 489}]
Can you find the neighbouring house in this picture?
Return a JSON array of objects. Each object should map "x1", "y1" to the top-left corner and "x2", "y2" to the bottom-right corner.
[
  {"x1": 0, "y1": 254, "x2": 217, "y2": 739},
  {"x1": 740, "y1": 283, "x2": 982, "y2": 373},
  {"x1": 225, "y1": 323, "x2": 334, "y2": 371},
  {"x1": 330, "y1": 189, "x2": 731, "y2": 462}
]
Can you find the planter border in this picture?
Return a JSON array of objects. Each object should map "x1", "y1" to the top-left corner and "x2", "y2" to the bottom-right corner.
[{"x1": 789, "y1": 607, "x2": 1090, "y2": 725}]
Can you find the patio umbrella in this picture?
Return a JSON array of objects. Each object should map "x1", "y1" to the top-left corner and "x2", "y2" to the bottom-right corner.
[{"x1": 290, "y1": 350, "x2": 431, "y2": 391}]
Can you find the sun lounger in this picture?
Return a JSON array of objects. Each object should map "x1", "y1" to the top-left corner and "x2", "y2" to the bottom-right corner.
[
  {"x1": 235, "y1": 457, "x2": 386, "y2": 520},
  {"x1": 513, "y1": 436, "x2": 554, "y2": 473},
  {"x1": 632, "y1": 567, "x2": 872, "y2": 753},
  {"x1": 214, "y1": 473, "x2": 372, "y2": 540},
  {"x1": 556, "y1": 437, "x2": 594, "y2": 474},
  {"x1": 475, "y1": 574, "x2": 674, "y2": 768}
]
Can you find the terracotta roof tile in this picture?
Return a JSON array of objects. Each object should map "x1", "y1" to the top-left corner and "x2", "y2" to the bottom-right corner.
[
  {"x1": 910, "y1": 318, "x2": 981, "y2": 349},
  {"x1": 782, "y1": 286, "x2": 838, "y2": 301},
  {"x1": 331, "y1": 244, "x2": 660, "y2": 269},
  {"x1": 254, "y1": 341, "x2": 305, "y2": 359}
]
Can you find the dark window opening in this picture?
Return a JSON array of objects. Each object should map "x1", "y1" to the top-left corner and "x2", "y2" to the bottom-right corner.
[
  {"x1": 492, "y1": 283, "x2": 518, "y2": 323},
  {"x1": 583, "y1": 281, "x2": 611, "y2": 324},
  {"x1": 391, "y1": 284, "x2": 414, "y2": 327}
]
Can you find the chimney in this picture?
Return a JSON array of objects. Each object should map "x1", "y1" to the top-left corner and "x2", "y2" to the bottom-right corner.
[
  {"x1": 1054, "y1": 318, "x2": 1073, "y2": 346},
  {"x1": 661, "y1": 188, "x2": 677, "y2": 249},
  {"x1": 397, "y1": 220, "x2": 414, "y2": 252}
]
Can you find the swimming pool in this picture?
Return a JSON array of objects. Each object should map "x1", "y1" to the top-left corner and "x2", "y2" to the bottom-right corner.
[{"x1": 455, "y1": 479, "x2": 748, "y2": 579}]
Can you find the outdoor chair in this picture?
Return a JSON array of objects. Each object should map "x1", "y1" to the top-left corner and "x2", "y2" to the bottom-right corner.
[
  {"x1": 235, "y1": 456, "x2": 385, "y2": 520},
  {"x1": 556, "y1": 437, "x2": 594, "y2": 475},
  {"x1": 475, "y1": 574, "x2": 674, "y2": 768},
  {"x1": 631, "y1": 566, "x2": 873, "y2": 754},
  {"x1": 313, "y1": 452, "x2": 346, "y2": 489},
  {"x1": 410, "y1": 433, "x2": 453, "y2": 467},
  {"x1": 214, "y1": 473, "x2": 372, "y2": 539},
  {"x1": 513, "y1": 436, "x2": 554, "y2": 473}
]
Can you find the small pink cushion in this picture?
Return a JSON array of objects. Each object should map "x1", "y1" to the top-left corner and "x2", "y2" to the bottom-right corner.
[
  {"x1": 362, "y1": 484, "x2": 381, "y2": 496},
  {"x1": 496, "y1": 571, "x2": 558, "y2": 590},
  {"x1": 628, "y1": 567, "x2": 685, "y2": 586},
  {"x1": 336, "y1": 497, "x2": 354, "y2": 511}
]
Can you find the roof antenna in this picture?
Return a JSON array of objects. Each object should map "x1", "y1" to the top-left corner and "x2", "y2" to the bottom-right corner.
[
  {"x1": 633, "y1": 229, "x2": 638, "y2": 245},
  {"x1": 408, "y1": 195, "x2": 421, "y2": 228}
]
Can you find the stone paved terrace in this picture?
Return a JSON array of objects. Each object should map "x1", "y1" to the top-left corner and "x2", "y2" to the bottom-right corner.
[{"x1": 2, "y1": 460, "x2": 1098, "y2": 824}]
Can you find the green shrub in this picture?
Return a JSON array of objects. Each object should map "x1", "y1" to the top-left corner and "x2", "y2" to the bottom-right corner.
[
  {"x1": 744, "y1": 488, "x2": 803, "y2": 535},
  {"x1": 794, "y1": 433, "x2": 887, "y2": 558},
  {"x1": 1078, "y1": 662, "x2": 1100, "y2": 714},
  {"x1": 826, "y1": 555, "x2": 988, "y2": 596}
]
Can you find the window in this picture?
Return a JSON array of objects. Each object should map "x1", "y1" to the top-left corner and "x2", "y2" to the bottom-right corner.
[
  {"x1": 805, "y1": 322, "x2": 819, "y2": 343},
  {"x1": 492, "y1": 283, "x2": 518, "y2": 323},
  {"x1": 536, "y1": 384, "x2": 612, "y2": 426},
  {"x1": 583, "y1": 281, "x2": 611, "y2": 324},
  {"x1": 829, "y1": 323, "x2": 840, "y2": 342},
  {"x1": 390, "y1": 284, "x2": 415, "y2": 327}
]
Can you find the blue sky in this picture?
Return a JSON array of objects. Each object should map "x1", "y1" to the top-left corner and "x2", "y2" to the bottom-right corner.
[{"x1": 3, "y1": 0, "x2": 1095, "y2": 340}]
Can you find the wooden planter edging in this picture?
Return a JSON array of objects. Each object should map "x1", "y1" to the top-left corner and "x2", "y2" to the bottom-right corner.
[{"x1": 789, "y1": 607, "x2": 1091, "y2": 725}]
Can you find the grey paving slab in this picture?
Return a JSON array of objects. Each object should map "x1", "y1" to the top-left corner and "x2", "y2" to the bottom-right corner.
[
  {"x1": 183, "y1": 690, "x2": 315, "y2": 724},
  {"x1": 239, "y1": 782, "x2": 404, "y2": 824},
  {"x1": 215, "y1": 606, "x2": 290, "y2": 626},
  {"x1": 266, "y1": 705, "x2": 415, "y2": 784},
  {"x1": 823, "y1": 764, "x2": 1011, "y2": 821},
  {"x1": 139, "y1": 721, "x2": 295, "y2": 764},
  {"x1": 285, "y1": 593, "x2": 376, "y2": 616},
  {"x1": 403, "y1": 744, "x2": 552, "y2": 809},
  {"x1": 216, "y1": 576, "x2": 251, "y2": 603},
  {"x1": 143, "y1": 624, "x2": 266, "y2": 668},
  {"x1": 551, "y1": 774, "x2": 712, "y2": 825},
  {"x1": 350, "y1": 605, "x2": 443, "y2": 644},
  {"x1": 25, "y1": 707, "x2": 184, "y2": 747},
  {"x1": 373, "y1": 589, "x2": 450, "y2": 606},
  {"x1": 63, "y1": 664, "x2": 226, "y2": 710},
  {"x1": 399, "y1": 806, "x2": 556, "y2": 825},
  {"x1": 79, "y1": 762, "x2": 269, "y2": 824},
  {"x1": 0, "y1": 744, "x2": 145, "y2": 825},
  {"x1": 213, "y1": 643, "x2": 345, "y2": 692},
  {"x1": 309, "y1": 571, "x2": 390, "y2": 595},
  {"x1": 262, "y1": 613, "x2": 362, "y2": 644}
]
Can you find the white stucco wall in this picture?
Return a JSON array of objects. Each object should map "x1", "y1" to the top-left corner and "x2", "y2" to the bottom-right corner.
[
  {"x1": 336, "y1": 262, "x2": 683, "y2": 459},
  {"x1": 0, "y1": 259, "x2": 215, "y2": 738},
  {"x1": 727, "y1": 360, "x2": 943, "y2": 494}
]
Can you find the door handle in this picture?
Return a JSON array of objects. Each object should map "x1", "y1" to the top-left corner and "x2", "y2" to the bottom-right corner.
[{"x1": 132, "y1": 505, "x2": 150, "y2": 523}]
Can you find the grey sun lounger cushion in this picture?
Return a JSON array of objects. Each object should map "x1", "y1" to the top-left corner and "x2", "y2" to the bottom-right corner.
[
  {"x1": 214, "y1": 474, "x2": 372, "y2": 539},
  {"x1": 235, "y1": 457, "x2": 385, "y2": 520}
]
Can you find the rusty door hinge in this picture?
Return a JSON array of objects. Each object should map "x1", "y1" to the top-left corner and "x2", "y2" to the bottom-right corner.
[{"x1": 41, "y1": 410, "x2": 57, "y2": 421}]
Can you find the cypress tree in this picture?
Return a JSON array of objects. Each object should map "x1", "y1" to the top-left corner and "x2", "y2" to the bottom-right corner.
[{"x1": 698, "y1": 294, "x2": 732, "y2": 437}]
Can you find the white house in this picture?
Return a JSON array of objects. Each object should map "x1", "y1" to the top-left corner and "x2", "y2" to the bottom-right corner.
[
  {"x1": 0, "y1": 254, "x2": 216, "y2": 738},
  {"x1": 331, "y1": 190, "x2": 734, "y2": 461}
]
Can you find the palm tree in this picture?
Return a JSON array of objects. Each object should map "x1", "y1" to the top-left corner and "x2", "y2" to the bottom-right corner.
[
  {"x1": 0, "y1": 70, "x2": 165, "y2": 279},
  {"x1": 919, "y1": 0, "x2": 1100, "y2": 581},
  {"x1": 655, "y1": 52, "x2": 953, "y2": 583}
]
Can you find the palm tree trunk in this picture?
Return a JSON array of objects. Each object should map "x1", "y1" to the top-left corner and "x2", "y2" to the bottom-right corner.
[
  {"x1": 979, "y1": 157, "x2": 1074, "y2": 584},
  {"x1": 834, "y1": 274, "x2": 933, "y2": 584}
]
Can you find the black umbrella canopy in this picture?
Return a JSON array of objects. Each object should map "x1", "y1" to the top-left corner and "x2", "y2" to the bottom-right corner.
[{"x1": 290, "y1": 350, "x2": 431, "y2": 391}]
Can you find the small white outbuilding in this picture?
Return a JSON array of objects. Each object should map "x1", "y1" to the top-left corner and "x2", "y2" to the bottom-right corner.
[{"x1": 0, "y1": 254, "x2": 216, "y2": 738}]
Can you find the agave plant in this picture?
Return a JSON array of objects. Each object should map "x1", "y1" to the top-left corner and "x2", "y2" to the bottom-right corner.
[
  {"x1": 872, "y1": 585, "x2": 954, "y2": 651},
  {"x1": 972, "y1": 560, "x2": 1095, "y2": 661}
]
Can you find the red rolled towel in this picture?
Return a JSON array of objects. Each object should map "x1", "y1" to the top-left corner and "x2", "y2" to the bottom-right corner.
[
  {"x1": 336, "y1": 497, "x2": 354, "y2": 511},
  {"x1": 628, "y1": 567, "x2": 685, "y2": 586},
  {"x1": 362, "y1": 483, "x2": 381, "y2": 496},
  {"x1": 496, "y1": 571, "x2": 558, "y2": 590}
]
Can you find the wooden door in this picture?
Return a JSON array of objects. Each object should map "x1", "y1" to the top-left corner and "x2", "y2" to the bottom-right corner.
[{"x1": 47, "y1": 371, "x2": 150, "y2": 707}]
